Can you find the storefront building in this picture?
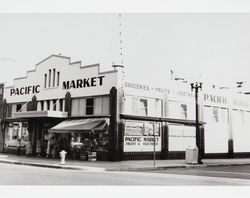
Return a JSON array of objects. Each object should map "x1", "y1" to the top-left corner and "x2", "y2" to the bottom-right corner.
[
  {"x1": 122, "y1": 81, "x2": 250, "y2": 160},
  {"x1": 121, "y1": 81, "x2": 200, "y2": 160},
  {"x1": 0, "y1": 54, "x2": 250, "y2": 161},
  {"x1": 0, "y1": 55, "x2": 121, "y2": 161}
]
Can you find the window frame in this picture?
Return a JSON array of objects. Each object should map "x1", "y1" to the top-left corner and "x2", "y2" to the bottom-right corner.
[
  {"x1": 180, "y1": 104, "x2": 187, "y2": 119},
  {"x1": 139, "y1": 98, "x2": 148, "y2": 116},
  {"x1": 16, "y1": 104, "x2": 22, "y2": 112},
  {"x1": 86, "y1": 98, "x2": 94, "y2": 115},
  {"x1": 213, "y1": 107, "x2": 219, "y2": 123}
]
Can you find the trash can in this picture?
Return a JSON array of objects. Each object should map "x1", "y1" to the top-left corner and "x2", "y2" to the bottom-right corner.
[{"x1": 185, "y1": 145, "x2": 198, "y2": 164}]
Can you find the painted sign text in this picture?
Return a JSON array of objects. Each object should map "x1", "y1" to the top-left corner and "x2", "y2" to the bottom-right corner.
[
  {"x1": 62, "y1": 76, "x2": 105, "y2": 90},
  {"x1": 10, "y1": 85, "x2": 40, "y2": 96}
]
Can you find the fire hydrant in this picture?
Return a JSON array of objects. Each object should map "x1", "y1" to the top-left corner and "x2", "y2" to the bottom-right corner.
[{"x1": 59, "y1": 150, "x2": 67, "y2": 165}]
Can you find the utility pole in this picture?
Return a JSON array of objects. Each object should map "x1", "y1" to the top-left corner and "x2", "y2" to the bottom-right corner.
[{"x1": 191, "y1": 82, "x2": 203, "y2": 164}]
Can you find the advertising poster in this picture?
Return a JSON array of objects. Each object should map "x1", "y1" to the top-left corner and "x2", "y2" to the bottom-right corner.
[
  {"x1": 125, "y1": 122, "x2": 143, "y2": 136},
  {"x1": 143, "y1": 122, "x2": 154, "y2": 136},
  {"x1": 123, "y1": 136, "x2": 143, "y2": 152},
  {"x1": 124, "y1": 121, "x2": 161, "y2": 152},
  {"x1": 142, "y1": 136, "x2": 161, "y2": 152}
]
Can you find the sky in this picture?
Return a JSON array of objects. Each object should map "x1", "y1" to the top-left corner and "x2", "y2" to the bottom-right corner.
[
  {"x1": 1, "y1": 13, "x2": 250, "y2": 90},
  {"x1": 1, "y1": 1, "x2": 250, "y2": 197}
]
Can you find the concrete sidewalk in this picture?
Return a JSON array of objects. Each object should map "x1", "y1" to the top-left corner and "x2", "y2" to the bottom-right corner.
[{"x1": 1, "y1": 153, "x2": 250, "y2": 171}]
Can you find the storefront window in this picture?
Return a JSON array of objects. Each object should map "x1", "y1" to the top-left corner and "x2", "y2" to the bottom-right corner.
[
  {"x1": 5, "y1": 122, "x2": 29, "y2": 148},
  {"x1": 181, "y1": 104, "x2": 187, "y2": 119},
  {"x1": 67, "y1": 130, "x2": 109, "y2": 159},
  {"x1": 7, "y1": 104, "x2": 12, "y2": 118},
  {"x1": 86, "y1": 98, "x2": 94, "y2": 115},
  {"x1": 44, "y1": 74, "x2": 47, "y2": 88},
  {"x1": 132, "y1": 97, "x2": 139, "y2": 115},
  {"x1": 140, "y1": 99, "x2": 148, "y2": 116},
  {"x1": 98, "y1": 132, "x2": 109, "y2": 151},
  {"x1": 16, "y1": 104, "x2": 22, "y2": 112},
  {"x1": 213, "y1": 107, "x2": 219, "y2": 123}
]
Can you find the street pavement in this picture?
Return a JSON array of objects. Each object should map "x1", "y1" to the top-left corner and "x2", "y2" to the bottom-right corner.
[
  {"x1": 1, "y1": 163, "x2": 250, "y2": 185},
  {"x1": 147, "y1": 165, "x2": 250, "y2": 180},
  {"x1": 1, "y1": 154, "x2": 250, "y2": 185}
]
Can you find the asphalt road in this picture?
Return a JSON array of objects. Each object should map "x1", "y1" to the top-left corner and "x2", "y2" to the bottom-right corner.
[
  {"x1": 1, "y1": 163, "x2": 250, "y2": 185},
  {"x1": 147, "y1": 165, "x2": 250, "y2": 180}
]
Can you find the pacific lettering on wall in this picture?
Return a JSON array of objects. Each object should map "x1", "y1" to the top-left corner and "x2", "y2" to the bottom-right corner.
[
  {"x1": 62, "y1": 76, "x2": 105, "y2": 90},
  {"x1": 10, "y1": 85, "x2": 40, "y2": 96},
  {"x1": 233, "y1": 98, "x2": 249, "y2": 107},
  {"x1": 124, "y1": 137, "x2": 142, "y2": 142},
  {"x1": 204, "y1": 93, "x2": 227, "y2": 104}
]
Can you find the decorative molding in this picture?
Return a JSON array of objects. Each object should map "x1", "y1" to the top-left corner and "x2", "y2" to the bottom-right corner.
[{"x1": 7, "y1": 54, "x2": 118, "y2": 88}]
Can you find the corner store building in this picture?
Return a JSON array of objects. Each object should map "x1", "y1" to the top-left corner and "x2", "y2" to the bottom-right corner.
[
  {"x1": 1, "y1": 55, "x2": 250, "y2": 161},
  {"x1": 0, "y1": 55, "x2": 121, "y2": 161}
]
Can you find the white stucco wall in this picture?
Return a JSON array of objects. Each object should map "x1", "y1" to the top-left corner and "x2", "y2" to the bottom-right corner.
[{"x1": 4, "y1": 55, "x2": 118, "y2": 103}]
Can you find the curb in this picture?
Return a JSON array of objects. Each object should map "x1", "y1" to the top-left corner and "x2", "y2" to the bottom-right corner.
[
  {"x1": 1, "y1": 158, "x2": 250, "y2": 172},
  {"x1": 0, "y1": 159, "x2": 83, "y2": 170},
  {"x1": 206, "y1": 163, "x2": 250, "y2": 168},
  {"x1": 107, "y1": 163, "x2": 250, "y2": 171}
]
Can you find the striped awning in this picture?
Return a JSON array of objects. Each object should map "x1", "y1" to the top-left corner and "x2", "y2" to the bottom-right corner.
[{"x1": 49, "y1": 118, "x2": 109, "y2": 133}]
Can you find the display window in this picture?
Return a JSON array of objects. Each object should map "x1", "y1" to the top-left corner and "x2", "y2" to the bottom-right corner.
[
  {"x1": 51, "y1": 130, "x2": 110, "y2": 160},
  {"x1": 97, "y1": 132, "x2": 109, "y2": 151},
  {"x1": 5, "y1": 122, "x2": 29, "y2": 148},
  {"x1": 168, "y1": 124, "x2": 196, "y2": 151},
  {"x1": 69, "y1": 131, "x2": 109, "y2": 152}
]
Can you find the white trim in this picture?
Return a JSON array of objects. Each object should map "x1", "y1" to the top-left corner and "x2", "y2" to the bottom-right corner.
[{"x1": 14, "y1": 110, "x2": 68, "y2": 118}]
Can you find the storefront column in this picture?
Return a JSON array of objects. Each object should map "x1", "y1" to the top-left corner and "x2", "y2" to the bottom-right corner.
[
  {"x1": 27, "y1": 120, "x2": 35, "y2": 153},
  {"x1": 32, "y1": 121, "x2": 38, "y2": 155},
  {"x1": 0, "y1": 99, "x2": 7, "y2": 152},
  {"x1": 26, "y1": 95, "x2": 37, "y2": 154},
  {"x1": 56, "y1": 100, "x2": 60, "y2": 111},
  {"x1": 44, "y1": 101, "x2": 48, "y2": 111},
  {"x1": 108, "y1": 87, "x2": 122, "y2": 161},
  {"x1": 37, "y1": 101, "x2": 42, "y2": 111},
  {"x1": 118, "y1": 119, "x2": 125, "y2": 159},
  {"x1": 49, "y1": 100, "x2": 54, "y2": 111},
  {"x1": 65, "y1": 92, "x2": 71, "y2": 117},
  {"x1": 62, "y1": 99, "x2": 65, "y2": 112},
  {"x1": 228, "y1": 108, "x2": 234, "y2": 158},
  {"x1": 200, "y1": 125, "x2": 205, "y2": 158},
  {"x1": 161, "y1": 122, "x2": 168, "y2": 159}
]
